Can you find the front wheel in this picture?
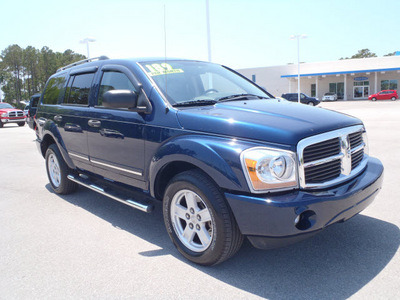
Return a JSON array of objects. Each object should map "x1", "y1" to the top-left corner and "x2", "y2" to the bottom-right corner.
[
  {"x1": 18, "y1": 122, "x2": 25, "y2": 126},
  {"x1": 45, "y1": 144, "x2": 78, "y2": 194},
  {"x1": 372, "y1": 97, "x2": 377, "y2": 101},
  {"x1": 307, "y1": 101, "x2": 315, "y2": 106},
  {"x1": 163, "y1": 170, "x2": 243, "y2": 265}
]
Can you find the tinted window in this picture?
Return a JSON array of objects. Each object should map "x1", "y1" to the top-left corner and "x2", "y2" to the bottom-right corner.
[
  {"x1": 97, "y1": 71, "x2": 136, "y2": 106},
  {"x1": 64, "y1": 73, "x2": 94, "y2": 105},
  {"x1": 32, "y1": 97, "x2": 39, "y2": 107},
  {"x1": 42, "y1": 76, "x2": 67, "y2": 105}
]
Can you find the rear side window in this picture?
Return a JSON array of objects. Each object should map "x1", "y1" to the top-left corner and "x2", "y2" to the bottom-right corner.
[
  {"x1": 97, "y1": 71, "x2": 136, "y2": 106},
  {"x1": 42, "y1": 76, "x2": 67, "y2": 105},
  {"x1": 64, "y1": 73, "x2": 94, "y2": 105}
]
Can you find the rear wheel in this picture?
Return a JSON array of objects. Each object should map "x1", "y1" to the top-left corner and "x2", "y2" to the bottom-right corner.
[
  {"x1": 163, "y1": 170, "x2": 243, "y2": 265},
  {"x1": 391, "y1": 96, "x2": 396, "y2": 101},
  {"x1": 45, "y1": 144, "x2": 78, "y2": 194},
  {"x1": 18, "y1": 122, "x2": 25, "y2": 126}
]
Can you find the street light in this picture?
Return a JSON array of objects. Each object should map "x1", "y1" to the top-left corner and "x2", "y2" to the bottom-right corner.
[
  {"x1": 290, "y1": 34, "x2": 307, "y2": 103},
  {"x1": 79, "y1": 37, "x2": 96, "y2": 58},
  {"x1": 205, "y1": 0, "x2": 212, "y2": 62}
]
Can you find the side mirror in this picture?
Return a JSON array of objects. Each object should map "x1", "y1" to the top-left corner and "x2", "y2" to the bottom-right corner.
[{"x1": 103, "y1": 90, "x2": 138, "y2": 110}]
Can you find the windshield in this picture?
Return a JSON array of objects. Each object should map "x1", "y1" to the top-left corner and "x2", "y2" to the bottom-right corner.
[
  {"x1": 0, "y1": 103, "x2": 13, "y2": 109},
  {"x1": 139, "y1": 60, "x2": 271, "y2": 106}
]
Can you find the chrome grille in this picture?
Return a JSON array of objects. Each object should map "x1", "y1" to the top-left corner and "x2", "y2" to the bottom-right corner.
[
  {"x1": 304, "y1": 159, "x2": 341, "y2": 183},
  {"x1": 8, "y1": 111, "x2": 24, "y2": 117},
  {"x1": 297, "y1": 125, "x2": 368, "y2": 189},
  {"x1": 303, "y1": 138, "x2": 340, "y2": 163}
]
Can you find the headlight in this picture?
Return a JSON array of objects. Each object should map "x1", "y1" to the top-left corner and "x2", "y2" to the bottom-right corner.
[
  {"x1": 1, "y1": 113, "x2": 7, "y2": 117},
  {"x1": 241, "y1": 147, "x2": 298, "y2": 193}
]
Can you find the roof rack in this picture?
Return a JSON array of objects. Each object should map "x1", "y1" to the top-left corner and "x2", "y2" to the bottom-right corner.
[{"x1": 56, "y1": 56, "x2": 109, "y2": 72}]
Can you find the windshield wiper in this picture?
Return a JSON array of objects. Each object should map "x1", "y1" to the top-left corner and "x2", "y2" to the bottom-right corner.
[
  {"x1": 217, "y1": 94, "x2": 269, "y2": 102},
  {"x1": 172, "y1": 99, "x2": 217, "y2": 107}
]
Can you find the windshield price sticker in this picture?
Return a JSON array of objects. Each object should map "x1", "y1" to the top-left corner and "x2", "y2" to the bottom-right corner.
[{"x1": 145, "y1": 63, "x2": 184, "y2": 76}]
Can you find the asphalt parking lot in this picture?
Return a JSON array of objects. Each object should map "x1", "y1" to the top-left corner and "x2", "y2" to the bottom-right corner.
[{"x1": 1, "y1": 100, "x2": 399, "y2": 299}]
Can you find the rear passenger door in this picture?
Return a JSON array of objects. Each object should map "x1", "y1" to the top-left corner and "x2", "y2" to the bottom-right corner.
[
  {"x1": 57, "y1": 69, "x2": 96, "y2": 171},
  {"x1": 87, "y1": 65, "x2": 146, "y2": 189}
]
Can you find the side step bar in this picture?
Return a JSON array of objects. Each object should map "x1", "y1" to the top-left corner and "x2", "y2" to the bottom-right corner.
[{"x1": 67, "y1": 174, "x2": 154, "y2": 213}]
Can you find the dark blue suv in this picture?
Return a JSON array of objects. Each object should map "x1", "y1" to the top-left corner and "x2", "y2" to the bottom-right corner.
[{"x1": 35, "y1": 57, "x2": 383, "y2": 265}]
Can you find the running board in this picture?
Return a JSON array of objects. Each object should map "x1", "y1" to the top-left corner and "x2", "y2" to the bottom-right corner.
[{"x1": 67, "y1": 174, "x2": 154, "y2": 213}]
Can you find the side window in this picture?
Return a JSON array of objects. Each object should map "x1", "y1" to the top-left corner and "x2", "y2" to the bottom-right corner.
[
  {"x1": 97, "y1": 71, "x2": 136, "y2": 106},
  {"x1": 64, "y1": 73, "x2": 94, "y2": 105},
  {"x1": 42, "y1": 76, "x2": 67, "y2": 105}
]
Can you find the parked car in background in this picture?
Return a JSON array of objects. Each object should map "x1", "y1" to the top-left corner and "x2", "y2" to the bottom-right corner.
[
  {"x1": 281, "y1": 93, "x2": 320, "y2": 106},
  {"x1": 0, "y1": 102, "x2": 26, "y2": 128},
  {"x1": 26, "y1": 93, "x2": 41, "y2": 129},
  {"x1": 322, "y1": 92, "x2": 338, "y2": 101},
  {"x1": 368, "y1": 90, "x2": 398, "y2": 101}
]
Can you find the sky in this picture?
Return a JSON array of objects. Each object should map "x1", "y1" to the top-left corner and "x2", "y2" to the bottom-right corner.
[{"x1": 0, "y1": 0, "x2": 399, "y2": 70}]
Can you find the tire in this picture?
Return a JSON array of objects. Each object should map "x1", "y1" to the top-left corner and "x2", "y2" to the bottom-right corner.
[
  {"x1": 18, "y1": 122, "x2": 25, "y2": 127},
  {"x1": 391, "y1": 97, "x2": 396, "y2": 101},
  {"x1": 0, "y1": 121, "x2": 3, "y2": 128},
  {"x1": 163, "y1": 170, "x2": 243, "y2": 265},
  {"x1": 307, "y1": 101, "x2": 315, "y2": 106},
  {"x1": 372, "y1": 97, "x2": 377, "y2": 101},
  {"x1": 45, "y1": 144, "x2": 78, "y2": 194}
]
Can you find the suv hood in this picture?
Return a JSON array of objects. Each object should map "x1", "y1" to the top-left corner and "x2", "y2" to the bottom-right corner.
[
  {"x1": 176, "y1": 99, "x2": 361, "y2": 146},
  {"x1": 0, "y1": 108, "x2": 22, "y2": 113}
]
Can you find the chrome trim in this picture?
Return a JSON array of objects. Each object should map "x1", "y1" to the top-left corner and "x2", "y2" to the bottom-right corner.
[
  {"x1": 67, "y1": 175, "x2": 152, "y2": 213},
  {"x1": 297, "y1": 125, "x2": 367, "y2": 189},
  {"x1": 303, "y1": 153, "x2": 343, "y2": 168},
  {"x1": 69, "y1": 152, "x2": 89, "y2": 161},
  {"x1": 350, "y1": 143, "x2": 365, "y2": 154},
  {"x1": 90, "y1": 159, "x2": 142, "y2": 176}
]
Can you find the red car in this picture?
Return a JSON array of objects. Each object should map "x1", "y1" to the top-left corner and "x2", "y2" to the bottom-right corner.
[
  {"x1": 368, "y1": 90, "x2": 398, "y2": 101},
  {"x1": 0, "y1": 102, "x2": 26, "y2": 128}
]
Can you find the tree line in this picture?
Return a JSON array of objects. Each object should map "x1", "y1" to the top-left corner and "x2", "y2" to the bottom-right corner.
[
  {"x1": 0, "y1": 44, "x2": 85, "y2": 106},
  {"x1": 340, "y1": 48, "x2": 396, "y2": 60}
]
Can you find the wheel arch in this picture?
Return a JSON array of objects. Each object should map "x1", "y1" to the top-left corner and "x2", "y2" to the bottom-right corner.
[
  {"x1": 149, "y1": 136, "x2": 250, "y2": 200},
  {"x1": 39, "y1": 123, "x2": 76, "y2": 170}
]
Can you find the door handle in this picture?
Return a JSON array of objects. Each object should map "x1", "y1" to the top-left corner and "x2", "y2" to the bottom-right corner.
[
  {"x1": 54, "y1": 115, "x2": 62, "y2": 122},
  {"x1": 88, "y1": 119, "x2": 101, "y2": 127}
]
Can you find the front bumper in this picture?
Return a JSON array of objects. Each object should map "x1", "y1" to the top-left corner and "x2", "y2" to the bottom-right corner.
[
  {"x1": 225, "y1": 157, "x2": 384, "y2": 249},
  {"x1": 1, "y1": 117, "x2": 26, "y2": 123}
]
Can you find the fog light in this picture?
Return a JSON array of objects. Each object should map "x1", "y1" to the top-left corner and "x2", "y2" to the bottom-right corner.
[{"x1": 295, "y1": 210, "x2": 316, "y2": 231}]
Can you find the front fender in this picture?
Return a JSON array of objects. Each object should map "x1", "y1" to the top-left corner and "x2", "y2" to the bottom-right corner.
[{"x1": 149, "y1": 135, "x2": 254, "y2": 196}]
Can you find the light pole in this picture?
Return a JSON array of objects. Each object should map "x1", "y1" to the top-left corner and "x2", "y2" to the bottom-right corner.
[
  {"x1": 79, "y1": 37, "x2": 96, "y2": 59},
  {"x1": 290, "y1": 34, "x2": 307, "y2": 103},
  {"x1": 206, "y1": 0, "x2": 212, "y2": 62}
]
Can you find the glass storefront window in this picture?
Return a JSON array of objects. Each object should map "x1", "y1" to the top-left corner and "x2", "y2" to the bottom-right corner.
[
  {"x1": 381, "y1": 80, "x2": 398, "y2": 90},
  {"x1": 329, "y1": 82, "x2": 344, "y2": 99},
  {"x1": 354, "y1": 81, "x2": 369, "y2": 86},
  {"x1": 311, "y1": 84, "x2": 316, "y2": 97}
]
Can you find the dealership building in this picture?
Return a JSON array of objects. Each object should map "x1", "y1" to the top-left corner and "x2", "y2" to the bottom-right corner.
[{"x1": 237, "y1": 55, "x2": 400, "y2": 100}]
